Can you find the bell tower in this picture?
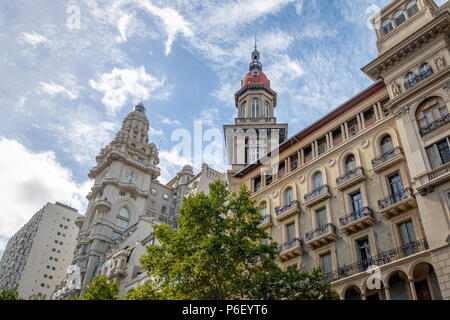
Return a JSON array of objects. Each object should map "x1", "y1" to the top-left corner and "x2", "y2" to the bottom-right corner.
[{"x1": 224, "y1": 45, "x2": 288, "y2": 171}]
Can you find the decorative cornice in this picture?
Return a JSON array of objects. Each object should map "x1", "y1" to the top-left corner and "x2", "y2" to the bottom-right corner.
[{"x1": 394, "y1": 105, "x2": 410, "y2": 119}]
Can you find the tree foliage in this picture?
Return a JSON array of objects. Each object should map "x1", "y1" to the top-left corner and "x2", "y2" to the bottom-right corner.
[
  {"x1": 74, "y1": 275, "x2": 119, "y2": 300},
  {"x1": 138, "y1": 180, "x2": 339, "y2": 300},
  {"x1": 0, "y1": 285, "x2": 20, "y2": 300}
]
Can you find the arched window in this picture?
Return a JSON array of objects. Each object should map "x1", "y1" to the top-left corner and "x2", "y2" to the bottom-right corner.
[
  {"x1": 241, "y1": 102, "x2": 247, "y2": 118},
  {"x1": 260, "y1": 202, "x2": 267, "y2": 216},
  {"x1": 264, "y1": 101, "x2": 270, "y2": 118},
  {"x1": 419, "y1": 62, "x2": 433, "y2": 78},
  {"x1": 313, "y1": 172, "x2": 323, "y2": 189},
  {"x1": 406, "y1": 1, "x2": 419, "y2": 17},
  {"x1": 115, "y1": 208, "x2": 130, "y2": 229},
  {"x1": 382, "y1": 20, "x2": 394, "y2": 35},
  {"x1": 285, "y1": 187, "x2": 294, "y2": 204},
  {"x1": 252, "y1": 99, "x2": 260, "y2": 118},
  {"x1": 380, "y1": 135, "x2": 394, "y2": 154},
  {"x1": 345, "y1": 155, "x2": 356, "y2": 172},
  {"x1": 394, "y1": 10, "x2": 406, "y2": 26},
  {"x1": 416, "y1": 97, "x2": 448, "y2": 133}
]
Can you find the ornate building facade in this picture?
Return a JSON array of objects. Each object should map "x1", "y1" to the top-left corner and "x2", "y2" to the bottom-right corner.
[
  {"x1": 53, "y1": 104, "x2": 225, "y2": 299},
  {"x1": 229, "y1": 0, "x2": 450, "y2": 300}
]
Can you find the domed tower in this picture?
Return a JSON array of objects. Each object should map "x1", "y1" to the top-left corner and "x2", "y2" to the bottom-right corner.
[
  {"x1": 224, "y1": 44, "x2": 288, "y2": 171},
  {"x1": 74, "y1": 102, "x2": 161, "y2": 294}
]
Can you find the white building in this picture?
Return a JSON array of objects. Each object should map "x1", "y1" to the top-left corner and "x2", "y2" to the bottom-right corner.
[
  {"x1": 53, "y1": 103, "x2": 225, "y2": 299},
  {"x1": 0, "y1": 202, "x2": 81, "y2": 299}
]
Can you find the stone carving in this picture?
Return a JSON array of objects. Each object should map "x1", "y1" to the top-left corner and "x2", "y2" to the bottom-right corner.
[
  {"x1": 361, "y1": 139, "x2": 369, "y2": 149},
  {"x1": 297, "y1": 175, "x2": 305, "y2": 183},
  {"x1": 271, "y1": 190, "x2": 278, "y2": 198},
  {"x1": 395, "y1": 105, "x2": 410, "y2": 119},
  {"x1": 391, "y1": 81, "x2": 401, "y2": 98},
  {"x1": 437, "y1": 56, "x2": 446, "y2": 71},
  {"x1": 328, "y1": 159, "x2": 335, "y2": 167}
]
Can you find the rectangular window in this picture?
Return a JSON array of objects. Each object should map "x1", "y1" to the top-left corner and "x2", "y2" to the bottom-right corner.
[
  {"x1": 254, "y1": 176, "x2": 261, "y2": 192},
  {"x1": 356, "y1": 238, "x2": 371, "y2": 267},
  {"x1": 290, "y1": 153, "x2": 299, "y2": 171},
  {"x1": 304, "y1": 146, "x2": 312, "y2": 163},
  {"x1": 398, "y1": 220, "x2": 416, "y2": 245},
  {"x1": 388, "y1": 172, "x2": 404, "y2": 202},
  {"x1": 332, "y1": 127, "x2": 342, "y2": 146},
  {"x1": 318, "y1": 137, "x2": 327, "y2": 155},
  {"x1": 364, "y1": 108, "x2": 375, "y2": 127},
  {"x1": 316, "y1": 208, "x2": 327, "y2": 228},
  {"x1": 321, "y1": 253, "x2": 332, "y2": 274},
  {"x1": 348, "y1": 118, "x2": 358, "y2": 137},
  {"x1": 286, "y1": 223, "x2": 296, "y2": 242},
  {"x1": 350, "y1": 192, "x2": 364, "y2": 216}
]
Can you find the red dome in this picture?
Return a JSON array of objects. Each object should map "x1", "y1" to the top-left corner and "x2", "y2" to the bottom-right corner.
[{"x1": 242, "y1": 69, "x2": 270, "y2": 88}]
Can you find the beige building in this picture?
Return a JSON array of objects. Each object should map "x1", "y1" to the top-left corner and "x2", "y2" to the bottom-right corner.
[
  {"x1": 229, "y1": 0, "x2": 450, "y2": 300},
  {"x1": 53, "y1": 103, "x2": 225, "y2": 299},
  {"x1": 0, "y1": 202, "x2": 81, "y2": 299}
]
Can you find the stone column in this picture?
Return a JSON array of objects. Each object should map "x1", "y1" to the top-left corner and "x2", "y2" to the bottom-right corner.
[
  {"x1": 300, "y1": 149, "x2": 304, "y2": 166},
  {"x1": 360, "y1": 112, "x2": 366, "y2": 129},
  {"x1": 373, "y1": 104, "x2": 380, "y2": 121},
  {"x1": 356, "y1": 114, "x2": 362, "y2": 131},
  {"x1": 408, "y1": 278, "x2": 418, "y2": 300},
  {"x1": 326, "y1": 132, "x2": 330, "y2": 149},
  {"x1": 329, "y1": 132, "x2": 335, "y2": 148},
  {"x1": 344, "y1": 122, "x2": 350, "y2": 139},
  {"x1": 341, "y1": 124, "x2": 346, "y2": 140},
  {"x1": 377, "y1": 102, "x2": 384, "y2": 119},
  {"x1": 384, "y1": 286, "x2": 391, "y2": 300}
]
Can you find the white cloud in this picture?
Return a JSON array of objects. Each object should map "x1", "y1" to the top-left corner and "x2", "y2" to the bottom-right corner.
[
  {"x1": 137, "y1": 0, "x2": 194, "y2": 54},
  {"x1": 212, "y1": 82, "x2": 238, "y2": 107},
  {"x1": 0, "y1": 137, "x2": 91, "y2": 252},
  {"x1": 21, "y1": 32, "x2": 51, "y2": 47},
  {"x1": 116, "y1": 13, "x2": 134, "y2": 43},
  {"x1": 89, "y1": 66, "x2": 171, "y2": 114},
  {"x1": 156, "y1": 114, "x2": 182, "y2": 126},
  {"x1": 194, "y1": 108, "x2": 220, "y2": 127},
  {"x1": 39, "y1": 82, "x2": 78, "y2": 100},
  {"x1": 295, "y1": 0, "x2": 305, "y2": 15},
  {"x1": 265, "y1": 54, "x2": 304, "y2": 93}
]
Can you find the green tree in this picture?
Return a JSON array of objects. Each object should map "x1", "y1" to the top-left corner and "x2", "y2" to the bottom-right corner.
[
  {"x1": 122, "y1": 282, "x2": 163, "y2": 300},
  {"x1": 0, "y1": 285, "x2": 20, "y2": 300},
  {"x1": 74, "y1": 275, "x2": 119, "y2": 300},
  {"x1": 139, "y1": 180, "x2": 338, "y2": 300}
]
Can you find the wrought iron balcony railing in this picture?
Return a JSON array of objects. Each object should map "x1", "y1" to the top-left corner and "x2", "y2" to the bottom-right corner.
[
  {"x1": 259, "y1": 214, "x2": 272, "y2": 226},
  {"x1": 377, "y1": 187, "x2": 415, "y2": 210},
  {"x1": 275, "y1": 200, "x2": 300, "y2": 217},
  {"x1": 339, "y1": 207, "x2": 374, "y2": 227},
  {"x1": 323, "y1": 239, "x2": 429, "y2": 282},
  {"x1": 278, "y1": 238, "x2": 303, "y2": 253},
  {"x1": 304, "y1": 185, "x2": 330, "y2": 203},
  {"x1": 305, "y1": 223, "x2": 336, "y2": 242},
  {"x1": 371, "y1": 147, "x2": 403, "y2": 168},
  {"x1": 404, "y1": 69, "x2": 433, "y2": 90},
  {"x1": 419, "y1": 114, "x2": 450, "y2": 136},
  {"x1": 336, "y1": 167, "x2": 364, "y2": 186}
]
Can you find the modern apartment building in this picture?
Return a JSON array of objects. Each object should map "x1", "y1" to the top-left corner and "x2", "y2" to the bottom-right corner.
[
  {"x1": 228, "y1": 0, "x2": 450, "y2": 300},
  {"x1": 0, "y1": 202, "x2": 81, "y2": 299}
]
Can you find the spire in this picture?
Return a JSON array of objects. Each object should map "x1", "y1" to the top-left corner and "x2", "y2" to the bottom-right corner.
[{"x1": 249, "y1": 36, "x2": 262, "y2": 71}]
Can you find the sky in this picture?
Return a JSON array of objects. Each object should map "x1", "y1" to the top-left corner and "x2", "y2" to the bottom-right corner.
[{"x1": 0, "y1": 0, "x2": 447, "y2": 258}]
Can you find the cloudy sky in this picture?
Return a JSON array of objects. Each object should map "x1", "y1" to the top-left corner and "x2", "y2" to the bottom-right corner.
[{"x1": 1, "y1": 0, "x2": 447, "y2": 258}]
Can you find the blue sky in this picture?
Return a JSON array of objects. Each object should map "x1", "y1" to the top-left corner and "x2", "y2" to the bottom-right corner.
[{"x1": 1, "y1": 0, "x2": 447, "y2": 258}]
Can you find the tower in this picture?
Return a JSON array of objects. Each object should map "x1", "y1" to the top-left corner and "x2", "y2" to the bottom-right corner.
[
  {"x1": 73, "y1": 102, "x2": 161, "y2": 294},
  {"x1": 223, "y1": 44, "x2": 288, "y2": 172}
]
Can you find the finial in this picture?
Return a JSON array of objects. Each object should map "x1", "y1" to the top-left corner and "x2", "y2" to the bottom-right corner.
[{"x1": 254, "y1": 32, "x2": 257, "y2": 50}]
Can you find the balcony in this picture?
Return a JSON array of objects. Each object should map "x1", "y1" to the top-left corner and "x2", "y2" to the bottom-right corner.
[
  {"x1": 377, "y1": 187, "x2": 417, "y2": 218},
  {"x1": 108, "y1": 266, "x2": 126, "y2": 279},
  {"x1": 258, "y1": 214, "x2": 273, "y2": 229},
  {"x1": 419, "y1": 114, "x2": 450, "y2": 137},
  {"x1": 75, "y1": 216, "x2": 85, "y2": 228},
  {"x1": 371, "y1": 147, "x2": 405, "y2": 173},
  {"x1": 417, "y1": 162, "x2": 450, "y2": 195},
  {"x1": 339, "y1": 207, "x2": 374, "y2": 236},
  {"x1": 278, "y1": 238, "x2": 303, "y2": 262},
  {"x1": 324, "y1": 239, "x2": 429, "y2": 283},
  {"x1": 305, "y1": 223, "x2": 337, "y2": 249},
  {"x1": 336, "y1": 167, "x2": 367, "y2": 191},
  {"x1": 93, "y1": 198, "x2": 112, "y2": 212},
  {"x1": 274, "y1": 200, "x2": 301, "y2": 222},
  {"x1": 304, "y1": 185, "x2": 331, "y2": 207}
]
